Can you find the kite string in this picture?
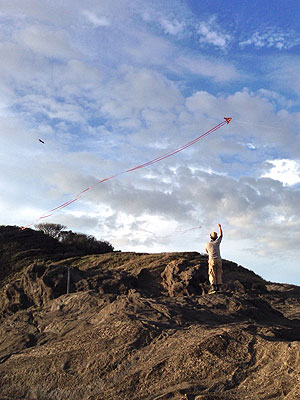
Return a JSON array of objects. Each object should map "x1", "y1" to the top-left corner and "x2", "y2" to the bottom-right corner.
[
  {"x1": 48, "y1": 121, "x2": 226, "y2": 214},
  {"x1": 65, "y1": 120, "x2": 227, "y2": 208},
  {"x1": 232, "y1": 119, "x2": 284, "y2": 131},
  {"x1": 22, "y1": 118, "x2": 230, "y2": 229},
  {"x1": 125, "y1": 121, "x2": 226, "y2": 172},
  {"x1": 133, "y1": 225, "x2": 202, "y2": 240}
]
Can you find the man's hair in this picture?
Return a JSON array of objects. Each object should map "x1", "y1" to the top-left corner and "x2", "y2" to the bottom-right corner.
[{"x1": 210, "y1": 232, "x2": 218, "y2": 240}]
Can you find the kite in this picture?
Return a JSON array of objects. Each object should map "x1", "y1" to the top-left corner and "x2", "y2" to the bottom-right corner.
[
  {"x1": 22, "y1": 117, "x2": 231, "y2": 229},
  {"x1": 39, "y1": 139, "x2": 45, "y2": 144}
]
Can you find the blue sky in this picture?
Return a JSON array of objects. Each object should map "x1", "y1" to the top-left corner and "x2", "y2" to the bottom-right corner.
[{"x1": 0, "y1": 0, "x2": 300, "y2": 285}]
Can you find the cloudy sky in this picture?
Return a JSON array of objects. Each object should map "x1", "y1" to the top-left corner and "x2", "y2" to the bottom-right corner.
[{"x1": 0, "y1": 0, "x2": 300, "y2": 285}]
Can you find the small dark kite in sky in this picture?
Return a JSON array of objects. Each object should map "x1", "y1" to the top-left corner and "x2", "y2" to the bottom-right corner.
[{"x1": 39, "y1": 139, "x2": 45, "y2": 144}]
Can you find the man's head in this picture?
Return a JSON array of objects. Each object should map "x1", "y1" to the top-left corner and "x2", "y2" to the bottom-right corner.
[{"x1": 210, "y1": 231, "x2": 218, "y2": 240}]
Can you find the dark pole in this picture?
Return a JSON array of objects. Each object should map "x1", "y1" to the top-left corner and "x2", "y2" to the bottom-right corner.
[{"x1": 67, "y1": 268, "x2": 70, "y2": 294}]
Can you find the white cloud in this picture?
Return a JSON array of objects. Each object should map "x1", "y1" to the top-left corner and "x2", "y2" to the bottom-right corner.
[
  {"x1": 123, "y1": 30, "x2": 174, "y2": 66},
  {"x1": 139, "y1": 0, "x2": 191, "y2": 36},
  {"x1": 262, "y1": 159, "x2": 300, "y2": 186},
  {"x1": 0, "y1": 41, "x2": 46, "y2": 92},
  {"x1": 14, "y1": 25, "x2": 76, "y2": 59},
  {"x1": 265, "y1": 56, "x2": 300, "y2": 97},
  {"x1": 58, "y1": 167, "x2": 300, "y2": 262},
  {"x1": 0, "y1": 0, "x2": 78, "y2": 25},
  {"x1": 159, "y1": 18, "x2": 185, "y2": 35},
  {"x1": 198, "y1": 16, "x2": 232, "y2": 49},
  {"x1": 240, "y1": 28, "x2": 300, "y2": 50},
  {"x1": 99, "y1": 66, "x2": 183, "y2": 134},
  {"x1": 175, "y1": 55, "x2": 239, "y2": 82},
  {"x1": 82, "y1": 10, "x2": 111, "y2": 27},
  {"x1": 20, "y1": 94, "x2": 85, "y2": 123},
  {"x1": 257, "y1": 89, "x2": 295, "y2": 109}
]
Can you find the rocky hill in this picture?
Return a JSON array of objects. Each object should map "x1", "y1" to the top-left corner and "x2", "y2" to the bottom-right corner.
[{"x1": 0, "y1": 227, "x2": 300, "y2": 400}]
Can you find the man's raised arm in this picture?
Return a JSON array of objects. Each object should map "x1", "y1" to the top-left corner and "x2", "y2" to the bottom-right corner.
[{"x1": 218, "y1": 223, "x2": 223, "y2": 239}]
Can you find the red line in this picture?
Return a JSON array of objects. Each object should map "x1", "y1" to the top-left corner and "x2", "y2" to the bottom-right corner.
[
  {"x1": 126, "y1": 121, "x2": 226, "y2": 172},
  {"x1": 21, "y1": 119, "x2": 229, "y2": 229}
]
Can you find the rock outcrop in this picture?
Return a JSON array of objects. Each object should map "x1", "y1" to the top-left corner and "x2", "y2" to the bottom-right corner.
[{"x1": 1, "y1": 245, "x2": 300, "y2": 400}]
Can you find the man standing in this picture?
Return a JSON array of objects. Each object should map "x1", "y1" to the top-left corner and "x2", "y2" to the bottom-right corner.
[{"x1": 205, "y1": 224, "x2": 223, "y2": 294}]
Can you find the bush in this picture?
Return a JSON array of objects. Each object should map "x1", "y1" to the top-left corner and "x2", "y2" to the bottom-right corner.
[
  {"x1": 34, "y1": 224, "x2": 114, "y2": 254},
  {"x1": 59, "y1": 231, "x2": 114, "y2": 253},
  {"x1": 34, "y1": 223, "x2": 66, "y2": 239}
]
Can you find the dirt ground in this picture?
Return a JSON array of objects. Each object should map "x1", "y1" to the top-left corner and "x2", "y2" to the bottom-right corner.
[{"x1": 0, "y1": 252, "x2": 300, "y2": 400}]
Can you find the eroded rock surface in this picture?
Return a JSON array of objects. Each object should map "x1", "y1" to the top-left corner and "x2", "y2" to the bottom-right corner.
[{"x1": 0, "y1": 251, "x2": 300, "y2": 400}]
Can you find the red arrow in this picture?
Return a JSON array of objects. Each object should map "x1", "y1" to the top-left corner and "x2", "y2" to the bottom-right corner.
[{"x1": 224, "y1": 117, "x2": 232, "y2": 124}]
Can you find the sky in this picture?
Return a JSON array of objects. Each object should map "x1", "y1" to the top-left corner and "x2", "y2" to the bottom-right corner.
[{"x1": 0, "y1": 0, "x2": 300, "y2": 285}]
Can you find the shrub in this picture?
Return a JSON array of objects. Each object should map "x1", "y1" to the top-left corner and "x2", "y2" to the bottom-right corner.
[
  {"x1": 59, "y1": 230, "x2": 114, "y2": 253},
  {"x1": 34, "y1": 223, "x2": 66, "y2": 239}
]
